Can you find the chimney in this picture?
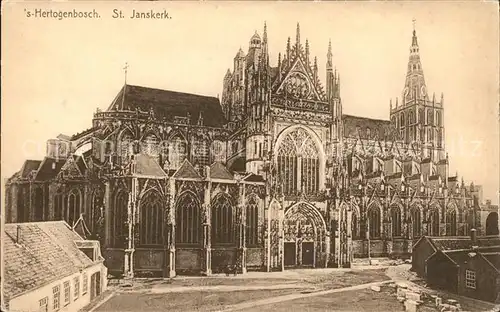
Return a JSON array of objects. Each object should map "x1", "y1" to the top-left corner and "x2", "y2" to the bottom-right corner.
[
  {"x1": 470, "y1": 228, "x2": 478, "y2": 248},
  {"x1": 16, "y1": 225, "x2": 21, "y2": 244}
]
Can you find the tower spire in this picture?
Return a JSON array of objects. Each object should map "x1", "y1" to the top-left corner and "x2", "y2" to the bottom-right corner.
[
  {"x1": 120, "y1": 62, "x2": 129, "y2": 111},
  {"x1": 296, "y1": 23, "x2": 301, "y2": 47},
  {"x1": 402, "y1": 20, "x2": 427, "y2": 103},
  {"x1": 327, "y1": 39, "x2": 333, "y2": 69}
]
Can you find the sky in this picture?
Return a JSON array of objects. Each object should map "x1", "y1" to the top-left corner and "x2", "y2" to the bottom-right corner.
[{"x1": 2, "y1": 1, "x2": 499, "y2": 204}]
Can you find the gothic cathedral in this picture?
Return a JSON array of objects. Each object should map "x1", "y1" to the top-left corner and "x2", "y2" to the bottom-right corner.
[{"x1": 5, "y1": 23, "x2": 491, "y2": 277}]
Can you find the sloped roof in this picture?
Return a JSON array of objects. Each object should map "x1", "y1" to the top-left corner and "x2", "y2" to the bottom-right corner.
[
  {"x1": 20, "y1": 160, "x2": 42, "y2": 178},
  {"x1": 108, "y1": 85, "x2": 225, "y2": 127},
  {"x1": 133, "y1": 153, "x2": 167, "y2": 178},
  {"x1": 426, "y1": 236, "x2": 500, "y2": 251},
  {"x1": 34, "y1": 157, "x2": 66, "y2": 181},
  {"x1": 210, "y1": 162, "x2": 234, "y2": 180},
  {"x1": 243, "y1": 173, "x2": 265, "y2": 183},
  {"x1": 172, "y1": 159, "x2": 202, "y2": 179},
  {"x1": 482, "y1": 252, "x2": 500, "y2": 271},
  {"x1": 75, "y1": 155, "x2": 88, "y2": 175},
  {"x1": 342, "y1": 114, "x2": 399, "y2": 141},
  {"x1": 3, "y1": 221, "x2": 95, "y2": 300}
]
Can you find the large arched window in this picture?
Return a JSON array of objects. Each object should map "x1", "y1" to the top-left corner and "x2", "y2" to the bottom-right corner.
[
  {"x1": 112, "y1": 190, "x2": 128, "y2": 247},
  {"x1": 351, "y1": 212, "x2": 360, "y2": 239},
  {"x1": 427, "y1": 110, "x2": 434, "y2": 126},
  {"x1": 211, "y1": 194, "x2": 235, "y2": 245},
  {"x1": 54, "y1": 192, "x2": 64, "y2": 221},
  {"x1": 167, "y1": 134, "x2": 187, "y2": 170},
  {"x1": 91, "y1": 190, "x2": 104, "y2": 234},
  {"x1": 140, "y1": 192, "x2": 165, "y2": 246},
  {"x1": 400, "y1": 113, "x2": 405, "y2": 128},
  {"x1": 211, "y1": 140, "x2": 226, "y2": 164},
  {"x1": 446, "y1": 209, "x2": 457, "y2": 236},
  {"x1": 391, "y1": 206, "x2": 402, "y2": 237},
  {"x1": 142, "y1": 134, "x2": 159, "y2": 159},
  {"x1": 486, "y1": 212, "x2": 499, "y2": 235},
  {"x1": 66, "y1": 190, "x2": 81, "y2": 226},
  {"x1": 175, "y1": 192, "x2": 201, "y2": 245},
  {"x1": 412, "y1": 208, "x2": 421, "y2": 238},
  {"x1": 119, "y1": 131, "x2": 133, "y2": 159},
  {"x1": 277, "y1": 128, "x2": 320, "y2": 196},
  {"x1": 192, "y1": 137, "x2": 209, "y2": 171},
  {"x1": 430, "y1": 209, "x2": 440, "y2": 236},
  {"x1": 368, "y1": 207, "x2": 381, "y2": 239},
  {"x1": 34, "y1": 188, "x2": 44, "y2": 221},
  {"x1": 245, "y1": 195, "x2": 259, "y2": 247}
]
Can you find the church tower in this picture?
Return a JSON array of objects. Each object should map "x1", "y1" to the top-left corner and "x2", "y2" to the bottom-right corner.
[
  {"x1": 390, "y1": 23, "x2": 445, "y2": 161},
  {"x1": 245, "y1": 23, "x2": 270, "y2": 174},
  {"x1": 326, "y1": 40, "x2": 342, "y2": 160}
]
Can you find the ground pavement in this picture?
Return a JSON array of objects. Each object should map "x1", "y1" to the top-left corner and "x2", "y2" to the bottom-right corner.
[{"x1": 84, "y1": 264, "x2": 500, "y2": 312}]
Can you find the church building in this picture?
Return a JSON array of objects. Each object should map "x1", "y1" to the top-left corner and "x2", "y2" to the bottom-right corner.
[{"x1": 5, "y1": 23, "x2": 499, "y2": 277}]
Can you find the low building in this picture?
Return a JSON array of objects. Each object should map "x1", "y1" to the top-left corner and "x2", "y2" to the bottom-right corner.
[
  {"x1": 412, "y1": 230, "x2": 500, "y2": 303},
  {"x1": 411, "y1": 232, "x2": 500, "y2": 277},
  {"x1": 3, "y1": 220, "x2": 108, "y2": 312}
]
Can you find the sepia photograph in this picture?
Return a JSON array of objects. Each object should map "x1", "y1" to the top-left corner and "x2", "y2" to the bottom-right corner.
[{"x1": 1, "y1": 1, "x2": 499, "y2": 311}]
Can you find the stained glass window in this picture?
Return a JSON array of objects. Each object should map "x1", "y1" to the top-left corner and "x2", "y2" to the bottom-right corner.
[
  {"x1": 211, "y1": 194, "x2": 235, "y2": 245},
  {"x1": 175, "y1": 192, "x2": 201, "y2": 244},
  {"x1": 140, "y1": 192, "x2": 164, "y2": 246}
]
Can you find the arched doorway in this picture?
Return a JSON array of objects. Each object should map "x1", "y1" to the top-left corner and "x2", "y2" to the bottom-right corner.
[
  {"x1": 485, "y1": 212, "x2": 499, "y2": 235},
  {"x1": 283, "y1": 202, "x2": 326, "y2": 268}
]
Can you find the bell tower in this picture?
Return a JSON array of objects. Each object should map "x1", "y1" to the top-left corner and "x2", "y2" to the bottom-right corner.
[{"x1": 390, "y1": 22, "x2": 445, "y2": 161}]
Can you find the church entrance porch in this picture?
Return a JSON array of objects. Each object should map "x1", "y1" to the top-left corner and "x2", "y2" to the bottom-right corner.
[{"x1": 283, "y1": 202, "x2": 328, "y2": 268}]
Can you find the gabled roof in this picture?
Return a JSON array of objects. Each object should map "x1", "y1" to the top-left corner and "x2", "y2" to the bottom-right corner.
[
  {"x1": 482, "y1": 252, "x2": 500, "y2": 272},
  {"x1": 172, "y1": 159, "x2": 202, "y2": 179},
  {"x1": 20, "y1": 160, "x2": 42, "y2": 178},
  {"x1": 133, "y1": 153, "x2": 167, "y2": 178},
  {"x1": 34, "y1": 157, "x2": 65, "y2": 181},
  {"x1": 3, "y1": 221, "x2": 96, "y2": 300},
  {"x1": 107, "y1": 85, "x2": 225, "y2": 127},
  {"x1": 421, "y1": 236, "x2": 500, "y2": 252},
  {"x1": 210, "y1": 162, "x2": 234, "y2": 180},
  {"x1": 342, "y1": 114, "x2": 399, "y2": 141},
  {"x1": 243, "y1": 173, "x2": 265, "y2": 183}
]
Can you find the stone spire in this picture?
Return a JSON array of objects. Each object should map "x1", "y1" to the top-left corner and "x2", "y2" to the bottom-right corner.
[{"x1": 402, "y1": 20, "x2": 428, "y2": 103}]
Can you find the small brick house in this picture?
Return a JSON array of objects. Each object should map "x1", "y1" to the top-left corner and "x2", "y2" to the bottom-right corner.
[
  {"x1": 3, "y1": 220, "x2": 108, "y2": 311},
  {"x1": 411, "y1": 232, "x2": 500, "y2": 277},
  {"x1": 412, "y1": 230, "x2": 500, "y2": 303}
]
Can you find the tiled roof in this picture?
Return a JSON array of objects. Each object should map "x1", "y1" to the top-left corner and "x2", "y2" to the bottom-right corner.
[
  {"x1": 243, "y1": 173, "x2": 265, "y2": 182},
  {"x1": 342, "y1": 114, "x2": 399, "y2": 140},
  {"x1": 427, "y1": 236, "x2": 500, "y2": 251},
  {"x1": 108, "y1": 85, "x2": 225, "y2": 127},
  {"x1": 172, "y1": 160, "x2": 202, "y2": 179},
  {"x1": 3, "y1": 221, "x2": 95, "y2": 300},
  {"x1": 228, "y1": 157, "x2": 246, "y2": 173},
  {"x1": 210, "y1": 162, "x2": 234, "y2": 180},
  {"x1": 34, "y1": 157, "x2": 65, "y2": 181},
  {"x1": 133, "y1": 153, "x2": 167, "y2": 178},
  {"x1": 20, "y1": 160, "x2": 42, "y2": 178},
  {"x1": 482, "y1": 252, "x2": 500, "y2": 271}
]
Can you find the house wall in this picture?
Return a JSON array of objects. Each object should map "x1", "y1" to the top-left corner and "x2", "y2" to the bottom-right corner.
[
  {"x1": 425, "y1": 252, "x2": 458, "y2": 292},
  {"x1": 457, "y1": 255, "x2": 500, "y2": 303},
  {"x1": 412, "y1": 238, "x2": 435, "y2": 277},
  {"x1": 8, "y1": 262, "x2": 107, "y2": 312}
]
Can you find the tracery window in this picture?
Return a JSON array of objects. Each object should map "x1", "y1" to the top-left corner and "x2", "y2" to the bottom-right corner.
[
  {"x1": 192, "y1": 138, "x2": 209, "y2": 171},
  {"x1": 245, "y1": 195, "x2": 259, "y2": 247},
  {"x1": 391, "y1": 206, "x2": 402, "y2": 237},
  {"x1": 91, "y1": 190, "x2": 104, "y2": 233},
  {"x1": 446, "y1": 209, "x2": 457, "y2": 236},
  {"x1": 277, "y1": 128, "x2": 320, "y2": 196},
  {"x1": 143, "y1": 134, "x2": 159, "y2": 159},
  {"x1": 112, "y1": 190, "x2": 128, "y2": 247},
  {"x1": 437, "y1": 129, "x2": 443, "y2": 148},
  {"x1": 211, "y1": 140, "x2": 226, "y2": 163},
  {"x1": 140, "y1": 193, "x2": 164, "y2": 246},
  {"x1": 409, "y1": 111, "x2": 414, "y2": 125},
  {"x1": 351, "y1": 213, "x2": 360, "y2": 239},
  {"x1": 436, "y1": 111, "x2": 442, "y2": 126},
  {"x1": 119, "y1": 131, "x2": 133, "y2": 159},
  {"x1": 430, "y1": 209, "x2": 440, "y2": 236},
  {"x1": 211, "y1": 194, "x2": 235, "y2": 245},
  {"x1": 54, "y1": 193, "x2": 64, "y2": 221},
  {"x1": 167, "y1": 135, "x2": 187, "y2": 170},
  {"x1": 412, "y1": 208, "x2": 422, "y2": 238},
  {"x1": 419, "y1": 108, "x2": 425, "y2": 124},
  {"x1": 34, "y1": 188, "x2": 44, "y2": 221},
  {"x1": 427, "y1": 110, "x2": 434, "y2": 126},
  {"x1": 66, "y1": 190, "x2": 81, "y2": 226},
  {"x1": 368, "y1": 207, "x2": 381, "y2": 239},
  {"x1": 175, "y1": 192, "x2": 201, "y2": 245},
  {"x1": 400, "y1": 113, "x2": 405, "y2": 128}
]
